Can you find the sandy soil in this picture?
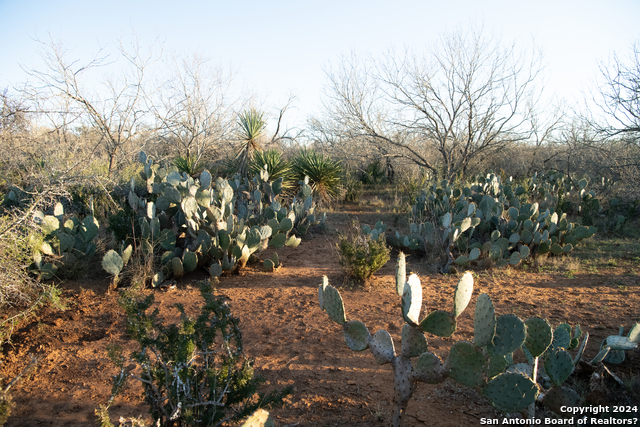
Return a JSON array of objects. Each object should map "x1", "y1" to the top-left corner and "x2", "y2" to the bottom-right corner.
[{"x1": 1, "y1": 206, "x2": 639, "y2": 427}]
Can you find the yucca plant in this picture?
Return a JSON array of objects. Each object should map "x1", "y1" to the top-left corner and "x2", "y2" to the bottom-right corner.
[
  {"x1": 292, "y1": 148, "x2": 342, "y2": 203},
  {"x1": 236, "y1": 109, "x2": 267, "y2": 177},
  {"x1": 248, "y1": 149, "x2": 296, "y2": 192},
  {"x1": 173, "y1": 154, "x2": 204, "y2": 177}
]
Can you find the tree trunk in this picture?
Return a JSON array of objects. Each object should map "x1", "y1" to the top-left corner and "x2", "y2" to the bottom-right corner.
[{"x1": 107, "y1": 149, "x2": 117, "y2": 178}]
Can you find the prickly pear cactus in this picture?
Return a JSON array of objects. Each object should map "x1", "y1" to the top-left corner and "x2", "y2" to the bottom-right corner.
[
  {"x1": 105, "y1": 151, "x2": 323, "y2": 284},
  {"x1": 396, "y1": 172, "x2": 597, "y2": 272},
  {"x1": 318, "y1": 255, "x2": 545, "y2": 427},
  {"x1": 318, "y1": 254, "x2": 616, "y2": 425},
  {"x1": 31, "y1": 202, "x2": 99, "y2": 279}
]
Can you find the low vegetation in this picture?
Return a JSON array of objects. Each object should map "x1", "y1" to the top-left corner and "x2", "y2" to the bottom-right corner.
[
  {"x1": 96, "y1": 282, "x2": 292, "y2": 427},
  {"x1": 320, "y1": 253, "x2": 639, "y2": 427},
  {"x1": 337, "y1": 220, "x2": 390, "y2": 284},
  {"x1": 0, "y1": 29, "x2": 639, "y2": 427}
]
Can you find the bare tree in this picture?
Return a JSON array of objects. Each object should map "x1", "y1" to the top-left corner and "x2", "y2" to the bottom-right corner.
[
  {"x1": 591, "y1": 40, "x2": 640, "y2": 144},
  {"x1": 268, "y1": 93, "x2": 304, "y2": 148},
  {"x1": 309, "y1": 53, "x2": 404, "y2": 179},
  {"x1": 313, "y1": 28, "x2": 545, "y2": 180},
  {"x1": 0, "y1": 89, "x2": 30, "y2": 144},
  {"x1": 24, "y1": 36, "x2": 156, "y2": 178},
  {"x1": 149, "y1": 54, "x2": 235, "y2": 164}
]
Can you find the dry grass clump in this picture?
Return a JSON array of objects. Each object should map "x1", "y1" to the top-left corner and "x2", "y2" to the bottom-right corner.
[{"x1": 0, "y1": 212, "x2": 62, "y2": 344}]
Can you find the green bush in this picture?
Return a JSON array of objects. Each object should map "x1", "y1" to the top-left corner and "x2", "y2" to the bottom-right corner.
[
  {"x1": 338, "y1": 221, "x2": 390, "y2": 283},
  {"x1": 97, "y1": 282, "x2": 292, "y2": 427},
  {"x1": 342, "y1": 176, "x2": 363, "y2": 202},
  {"x1": 292, "y1": 148, "x2": 341, "y2": 203},
  {"x1": 107, "y1": 206, "x2": 140, "y2": 244},
  {"x1": 361, "y1": 157, "x2": 387, "y2": 185}
]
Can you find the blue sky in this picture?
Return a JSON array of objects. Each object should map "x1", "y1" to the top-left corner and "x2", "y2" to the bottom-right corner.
[{"x1": 1, "y1": 0, "x2": 639, "y2": 129}]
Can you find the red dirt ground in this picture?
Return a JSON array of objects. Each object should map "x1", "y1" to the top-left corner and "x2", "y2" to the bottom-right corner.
[{"x1": 1, "y1": 207, "x2": 639, "y2": 426}]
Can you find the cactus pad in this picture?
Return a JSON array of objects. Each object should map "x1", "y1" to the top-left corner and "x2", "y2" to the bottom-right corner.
[
  {"x1": 420, "y1": 310, "x2": 456, "y2": 337},
  {"x1": 279, "y1": 217, "x2": 293, "y2": 234},
  {"x1": 401, "y1": 324, "x2": 428, "y2": 358},
  {"x1": 489, "y1": 245, "x2": 502, "y2": 260},
  {"x1": 524, "y1": 317, "x2": 552, "y2": 358},
  {"x1": 395, "y1": 253, "x2": 406, "y2": 297},
  {"x1": 318, "y1": 276, "x2": 328, "y2": 311},
  {"x1": 483, "y1": 372, "x2": 538, "y2": 413},
  {"x1": 369, "y1": 329, "x2": 395, "y2": 365},
  {"x1": 102, "y1": 250, "x2": 124, "y2": 276},
  {"x1": 121, "y1": 244, "x2": 133, "y2": 266},
  {"x1": 240, "y1": 408, "x2": 274, "y2": 427},
  {"x1": 58, "y1": 232, "x2": 75, "y2": 253},
  {"x1": 550, "y1": 323, "x2": 572, "y2": 351},
  {"x1": 412, "y1": 352, "x2": 445, "y2": 384},
  {"x1": 601, "y1": 340, "x2": 626, "y2": 364},
  {"x1": 446, "y1": 341, "x2": 487, "y2": 388},
  {"x1": 474, "y1": 293, "x2": 496, "y2": 348},
  {"x1": 401, "y1": 274, "x2": 422, "y2": 325},
  {"x1": 509, "y1": 251, "x2": 521, "y2": 266},
  {"x1": 628, "y1": 323, "x2": 640, "y2": 343},
  {"x1": 544, "y1": 348, "x2": 574, "y2": 386},
  {"x1": 605, "y1": 335, "x2": 638, "y2": 350},
  {"x1": 41, "y1": 215, "x2": 60, "y2": 235},
  {"x1": 172, "y1": 257, "x2": 184, "y2": 278},
  {"x1": 209, "y1": 263, "x2": 222, "y2": 278},
  {"x1": 161, "y1": 251, "x2": 175, "y2": 265},
  {"x1": 442, "y1": 212, "x2": 452, "y2": 228},
  {"x1": 269, "y1": 232, "x2": 286, "y2": 248},
  {"x1": 152, "y1": 271, "x2": 164, "y2": 287},
  {"x1": 452, "y1": 272, "x2": 474, "y2": 318},
  {"x1": 487, "y1": 314, "x2": 526, "y2": 356},
  {"x1": 343, "y1": 320, "x2": 371, "y2": 352},
  {"x1": 487, "y1": 354, "x2": 508, "y2": 379},
  {"x1": 218, "y1": 229, "x2": 230, "y2": 250},
  {"x1": 573, "y1": 332, "x2": 588, "y2": 365},
  {"x1": 80, "y1": 216, "x2": 99, "y2": 242},
  {"x1": 455, "y1": 255, "x2": 469, "y2": 266},
  {"x1": 285, "y1": 235, "x2": 301, "y2": 247},
  {"x1": 322, "y1": 283, "x2": 347, "y2": 325},
  {"x1": 183, "y1": 251, "x2": 198, "y2": 272},
  {"x1": 591, "y1": 345, "x2": 610, "y2": 364},
  {"x1": 543, "y1": 386, "x2": 581, "y2": 416}
]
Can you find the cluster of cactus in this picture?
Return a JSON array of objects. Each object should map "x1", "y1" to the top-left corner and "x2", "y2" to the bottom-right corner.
[
  {"x1": 31, "y1": 202, "x2": 99, "y2": 279},
  {"x1": 396, "y1": 172, "x2": 597, "y2": 271},
  {"x1": 318, "y1": 254, "x2": 627, "y2": 426},
  {"x1": 102, "y1": 152, "x2": 324, "y2": 285},
  {"x1": 362, "y1": 220, "x2": 387, "y2": 240}
]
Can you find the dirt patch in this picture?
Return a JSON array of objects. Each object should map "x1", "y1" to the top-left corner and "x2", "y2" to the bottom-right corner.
[{"x1": 1, "y1": 210, "x2": 639, "y2": 426}]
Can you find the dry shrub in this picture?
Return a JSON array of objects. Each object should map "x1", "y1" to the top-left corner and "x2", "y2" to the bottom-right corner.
[{"x1": 0, "y1": 212, "x2": 63, "y2": 345}]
